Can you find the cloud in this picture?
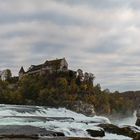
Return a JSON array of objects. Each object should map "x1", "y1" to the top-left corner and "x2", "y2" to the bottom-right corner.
[{"x1": 0, "y1": 0, "x2": 140, "y2": 91}]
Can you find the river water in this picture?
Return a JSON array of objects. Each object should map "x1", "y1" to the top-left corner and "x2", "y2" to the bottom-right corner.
[{"x1": 0, "y1": 104, "x2": 139, "y2": 139}]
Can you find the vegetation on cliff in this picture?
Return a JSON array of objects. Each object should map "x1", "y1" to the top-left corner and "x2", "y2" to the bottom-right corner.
[{"x1": 0, "y1": 71, "x2": 134, "y2": 116}]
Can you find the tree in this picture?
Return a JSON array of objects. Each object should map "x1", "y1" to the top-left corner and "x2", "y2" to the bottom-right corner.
[
  {"x1": 19, "y1": 75, "x2": 40, "y2": 101},
  {"x1": 1, "y1": 69, "x2": 12, "y2": 81},
  {"x1": 89, "y1": 73, "x2": 95, "y2": 83},
  {"x1": 84, "y1": 72, "x2": 89, "y2": 82},
  {"x1": 70, "y1": 79, "x2": 78, "y2": 94},
  {"x1": 76, "y1": 69, "x2": 84, "y2": 85},
  {"x1": 77, "y1": 69, "x2": 84, "y2": 81},
  {"x1": 94, "y1": 84, "x2": 101, "y2": 94},
  {"x1": 56, "y1": 77, "x2": 68, "y2": 91}
]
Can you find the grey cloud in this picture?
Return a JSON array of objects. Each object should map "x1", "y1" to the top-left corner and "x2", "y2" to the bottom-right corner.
[
  {"x1": 0, "y1": 0, "x2": 139, "y2": 91},
  {"x1": 87, "y1": 41, "x2": 122, "y2": 54},
  {"x1": 0, "y1": 31, "x2": 30, "y2": 39},
  {"x1": 130, "y1": 0, "x2": 140, "y2": 10},
  {"x1": 30, "y1": 42, "x2": 67, "y2": 54},
  {"x1": 56, "y1": 0, "x2": 130, "y2": 9},
  {"x1": 0, "y1": 12, "x2": 87, "y2": 26},
  {"x1": 85, "y1": 33, "x2": 130, "y2": 54}
]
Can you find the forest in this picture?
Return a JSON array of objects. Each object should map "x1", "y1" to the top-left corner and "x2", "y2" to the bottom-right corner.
[{"x1": 0, "y1": 70, "x2": 135, "y2": 117}]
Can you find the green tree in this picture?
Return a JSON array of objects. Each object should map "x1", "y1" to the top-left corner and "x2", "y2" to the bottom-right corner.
[
  {"x1": 56, "y1": 77, "x2": 68, "y2": 91},
  {"x1": 2, "y1": 69, "x2": 12, "y2": 81},
  {"x1": 70, "y1": 79, "x2": 78, "y2": 94}
]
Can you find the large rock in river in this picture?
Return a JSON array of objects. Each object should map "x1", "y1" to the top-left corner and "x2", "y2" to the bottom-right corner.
[
  {"x1": 86, "y1": 128, "x2": 105, "y2": 137},
  {"x1": 0, "y1": 125, "x2": 65, "y2": 139},
  {"x1": 98, "y1": 124, "x2": 140, "y2": 139}
]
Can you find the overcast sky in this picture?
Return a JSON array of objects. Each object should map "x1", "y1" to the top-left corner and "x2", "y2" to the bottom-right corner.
[{"x1": 0, "y1": 0, "x2": 140, "y2": 92}]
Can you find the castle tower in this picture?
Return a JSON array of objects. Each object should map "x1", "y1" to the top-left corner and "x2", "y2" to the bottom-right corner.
[{"x1": 19, "y1": 66, "x2": 25, "y2": 80}]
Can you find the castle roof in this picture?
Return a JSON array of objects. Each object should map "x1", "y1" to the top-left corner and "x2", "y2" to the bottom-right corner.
[
  {"x1": 44, "y1": 58, "x2": 63, "y2": 67},
  {"x1": 27, "y1": 58, "x2": 64, "y2": 73}
]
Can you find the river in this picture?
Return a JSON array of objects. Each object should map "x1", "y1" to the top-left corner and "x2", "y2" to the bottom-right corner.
[{"x1": 0, "y1": 104, "x2": 139, "y2": 139}]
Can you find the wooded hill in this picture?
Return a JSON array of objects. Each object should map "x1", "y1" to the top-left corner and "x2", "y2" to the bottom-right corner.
[
  {"x1": 120, "y1": 91, "x2": 140, "y2": 108},
  {"x1": 0, "y1": 70, "x2": 135, "y2": 117}
]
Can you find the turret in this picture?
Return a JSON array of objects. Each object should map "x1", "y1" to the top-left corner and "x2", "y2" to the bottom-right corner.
[{"x1": 19, "y1": 67, "x2": 25, "y2": 80}]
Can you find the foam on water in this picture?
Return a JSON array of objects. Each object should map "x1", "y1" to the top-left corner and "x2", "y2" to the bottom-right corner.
[
  {"x1": 0, "y1": 104, "x2": 110, "y2": 138},
  {"x1": 0, "y1": 104, "x2": 135, "y2": 139}
]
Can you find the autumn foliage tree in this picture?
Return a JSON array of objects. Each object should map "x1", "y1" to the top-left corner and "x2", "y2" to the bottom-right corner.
[{"x1": 0, "y1": 70, "x2": 134, "y2": 116}]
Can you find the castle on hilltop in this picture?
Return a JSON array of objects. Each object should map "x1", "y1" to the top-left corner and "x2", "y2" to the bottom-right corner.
[
  {"x1": 19, "y1": 58, "x2": 68, "y2": 79},
  {"x1": 19, "y1": 57, "x2": 94, "y2": 84}
]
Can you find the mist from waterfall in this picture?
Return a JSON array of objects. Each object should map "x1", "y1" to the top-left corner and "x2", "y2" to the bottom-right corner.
[{"x1": 112, "y1": 111, "x2": 138, "y2": 127}]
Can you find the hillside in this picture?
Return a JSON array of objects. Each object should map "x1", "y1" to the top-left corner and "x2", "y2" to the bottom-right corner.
[
  {"x1": 0, "y1": 70, "x2": 135, "y2": 117},
  {"x1": 120, "y1": 91, "x2": 140, "y2": 108}
]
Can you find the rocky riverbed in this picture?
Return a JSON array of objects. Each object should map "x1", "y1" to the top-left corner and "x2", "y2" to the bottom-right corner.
[{"x1": 0, "y1": 104, "x2": 139, "y2": 139}]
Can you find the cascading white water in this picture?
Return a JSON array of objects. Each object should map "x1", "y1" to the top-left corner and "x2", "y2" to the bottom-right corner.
[
  {"x1": 0, "y1": 104, "x2": 137, "y2": 139},
  {"x1": 0, "y1": 104, "x2": 110, "y2": 138}
]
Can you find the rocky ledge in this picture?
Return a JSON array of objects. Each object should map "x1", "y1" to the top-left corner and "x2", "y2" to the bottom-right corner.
[
  {"x1": 0, "y1": 125, "x2": 104, "y2": 139},
  {"x1": 0, "y1": 125, "x2": 64, "y2": 139},
  {"x1": 136, "y1": 118, "x2": 140, "y2": 127},
  {"x1": 98, "y1": 124, "x2": 140, "y2": 139},
  {"x1": 136, "y1": 105, "x2": 140, "y2": 126},
  {"x1": 0, "y1": 124, "x2": 139, "y2": 139}
]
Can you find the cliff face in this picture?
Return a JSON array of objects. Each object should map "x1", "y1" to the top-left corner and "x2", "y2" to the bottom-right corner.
[{"x1": 67, "y1": 101, "x2": 96, "y2": 117}]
